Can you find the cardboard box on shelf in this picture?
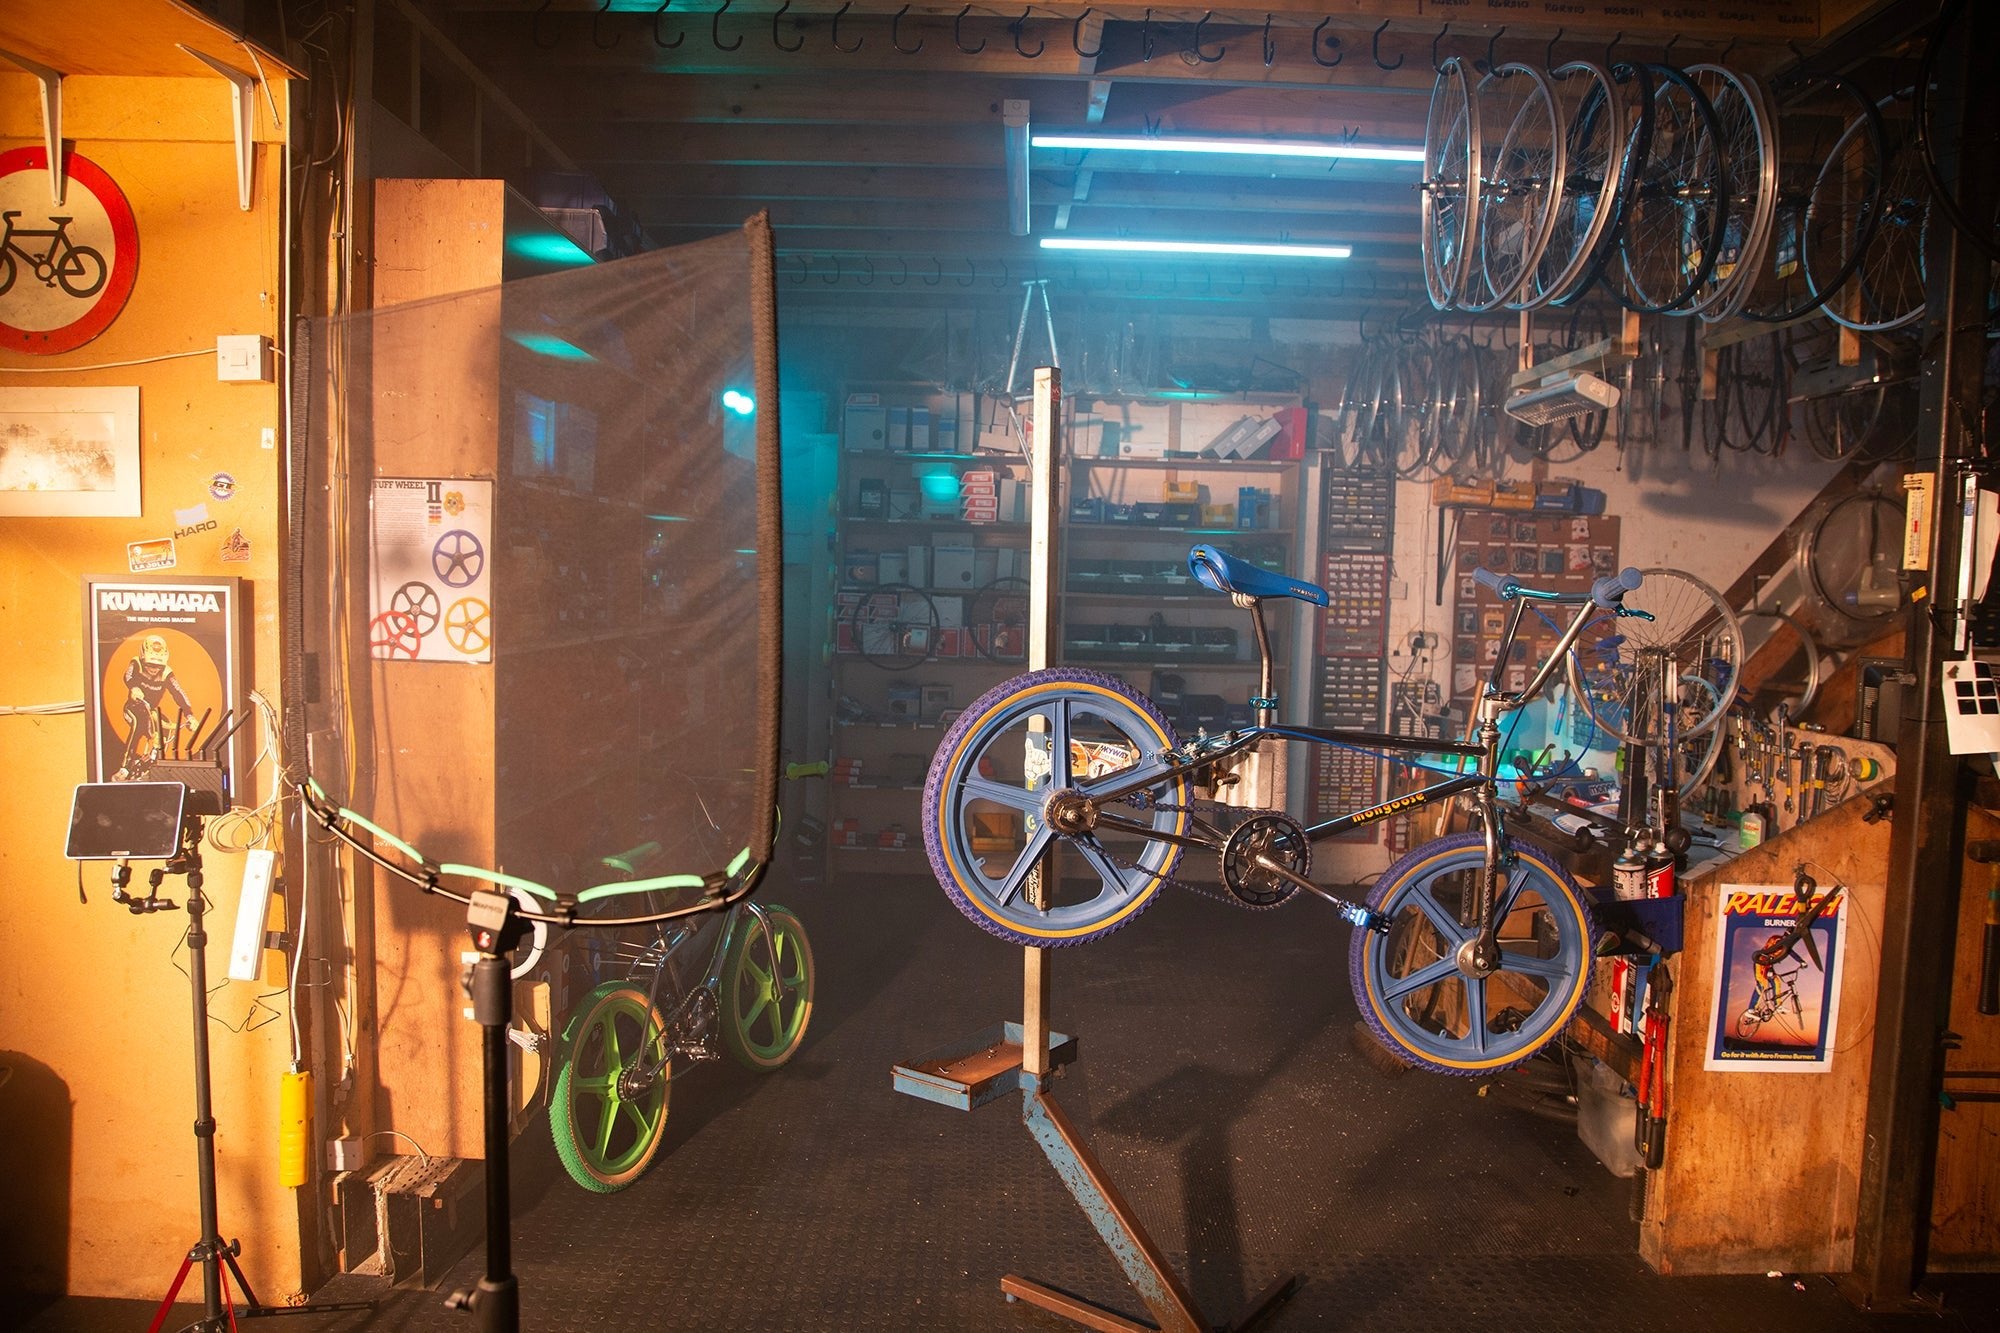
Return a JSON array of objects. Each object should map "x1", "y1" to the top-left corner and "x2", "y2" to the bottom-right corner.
[
  {"x1": 932, "y1": 543, "x2": 977, "y2": 589},
  {"x1": 844, "y1": 394, "x2": 886, "y2": 451},
  {"x1": 910, "y1": 406, "x2": 931, "y2": 452},
  {"x1": 887, "y1": 406, "x2": 910, "y2": 452}
]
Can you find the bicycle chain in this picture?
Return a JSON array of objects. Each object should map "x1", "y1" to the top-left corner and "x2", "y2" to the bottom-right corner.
[{"x1": 1089, "y1": 793, "x2": 1297, "y2": 911}]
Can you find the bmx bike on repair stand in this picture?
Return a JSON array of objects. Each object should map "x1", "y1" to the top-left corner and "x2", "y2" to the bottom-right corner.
[
  {"x1": 923, "y1": 543, "x2": 1655, "y2": 1075},
  {"x1": 547, "y1": 843, "x2": 815, "y2": 1192}
]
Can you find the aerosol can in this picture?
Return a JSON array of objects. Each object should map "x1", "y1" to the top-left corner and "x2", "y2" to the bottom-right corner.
[
  {"x1": 1643, "y1": 829, "x2": 1676, "y2": 899},
  {"x1": 1612, "y1": 836, "x2": 1648, "y2": 901}
]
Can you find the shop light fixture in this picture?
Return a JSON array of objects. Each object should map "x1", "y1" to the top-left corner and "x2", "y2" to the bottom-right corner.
[
  {"x1": 1040, "y1": 237, "x2": 1352, "y2": 260},
  {"x1": 1031, "y1": 133, "x2": 1425, "y2": 163}
]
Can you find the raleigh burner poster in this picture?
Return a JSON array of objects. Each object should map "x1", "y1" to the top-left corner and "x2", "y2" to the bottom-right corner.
[
  {"x1": 1704, "y1": 882, "x2": 1848, "y2": 1073},
  {"x1": 85, "y1": 575, "x2": 245, "y2": 790}
]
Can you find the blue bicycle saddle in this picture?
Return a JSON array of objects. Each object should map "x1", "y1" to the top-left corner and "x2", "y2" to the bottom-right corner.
[{"x1": 1188, "y1": 544, "x2": 1330, "y2": 606}]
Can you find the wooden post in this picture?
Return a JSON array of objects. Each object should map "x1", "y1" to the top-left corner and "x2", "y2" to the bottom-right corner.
[{"x1": 1023, "y1": 365, "x2": 1061, "y2": 1079}]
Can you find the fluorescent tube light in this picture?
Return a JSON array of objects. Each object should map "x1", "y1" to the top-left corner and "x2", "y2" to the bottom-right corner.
[
  {"x1": 1031, "y1": 133, "x2": 1425, "y2": 163},
  {"x1": 1040, "y1": 237, "x2": 1352, "y2": 260}
]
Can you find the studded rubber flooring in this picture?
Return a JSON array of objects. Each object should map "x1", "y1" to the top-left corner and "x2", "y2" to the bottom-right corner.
[{"x1": 12, "y1": 869, "x2": 1998, "y2": 1332}]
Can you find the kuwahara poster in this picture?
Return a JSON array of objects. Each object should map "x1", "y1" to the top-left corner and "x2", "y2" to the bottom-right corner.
[
  {"x1": 84, "y1": 575, "x2": 245, "y2": 788},
  {"x1": 1704, "y1": 881, "x2": 1848, "y2": 1073},
  {"x1": 368, "y1": 477, "x2": 494, "y2": 663}
]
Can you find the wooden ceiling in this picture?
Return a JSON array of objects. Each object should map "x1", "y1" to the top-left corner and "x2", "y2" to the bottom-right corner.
[{"x1": 424, "y1": 1, "x2": 1848, "y2": 308}]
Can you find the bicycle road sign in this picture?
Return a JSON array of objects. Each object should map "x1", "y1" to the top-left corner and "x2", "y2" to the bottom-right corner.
[{"x1": 0, "y1": 147, "x2": 139, "y2": 355}]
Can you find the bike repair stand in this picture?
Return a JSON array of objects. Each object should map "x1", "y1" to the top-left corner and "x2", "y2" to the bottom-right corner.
[
  {"x1": 891, "y1": 367, "x2": 1297, "y2": 1332},
  {"x1": 124, "y1": 815, "x2": 374, "y2": 1332},
  {"x1": 443, "y1": 890, "x2": 532, "y2": 1333}
]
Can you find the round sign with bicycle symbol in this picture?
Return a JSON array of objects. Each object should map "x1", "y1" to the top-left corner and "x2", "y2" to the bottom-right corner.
[{"x1": 0, "y1": 148, "x2": 140, "y2": 355}]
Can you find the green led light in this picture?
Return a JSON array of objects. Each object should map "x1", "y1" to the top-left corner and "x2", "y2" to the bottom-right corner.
[
  {"x1": 722, "y1": 389, "x2": 756, "y2": 416},
  {"x1": 506, "y1": 231, "x2": 595, "y2": 266},
  {"x1": 506, "y1": 331, "x2": 596, "y2": 361}
]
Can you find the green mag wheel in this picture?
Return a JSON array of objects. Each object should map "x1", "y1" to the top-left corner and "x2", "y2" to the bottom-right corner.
[
  {"x1": 720, "y1": 904, "x2": 816, "y2": 1071},
  {"x1": 550, "y1": 981, "x2": 670, "y2": 1193}
]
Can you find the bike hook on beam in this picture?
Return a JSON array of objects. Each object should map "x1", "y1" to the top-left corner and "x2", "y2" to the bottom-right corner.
[
  {"x1": 1544, "y1": 27, "x2": 1562, "y2": 69},
  {"x1": 822, "y1": 254, "x2": 841, "y2": 285},
  {"x1": 1261, "y1": 14, "x2": 1275, "y2": 68},
  {"x1": 531, "y1": 0, "x2": 559, "y2": 51},
  {"x1": 1314, "y1": 17, "x2": 1343, "y2": 69},
  {"x1": 592, "y1": 0, "x2": 621, "y2": 51},
  {"x1": 1011, "y1": 8, "x2": 1043, "y2": 59},
  {"x1": 1371, "y1": 20, "x2": 1399, "y2": 71},
  {"x1": 890, "y1": 256, "x2": 909, "y2": 286},
  {"x1": 1190, "y1": 11, "x2": 1224, "y2": 63},
  {"x1": 771, "y1": 0, "x2": 802, "y2": 52},
  {"x1": 654, "y1": 0, "x2": 685, "y2": 49},
  {"x1": 1142, "y1": 8, "x2": 1155, "y2": 63},
  {"x1": 924, "y1": 257, "x2": 943, "y2": 286},
  {"x1": 892, "y1": 4, "x2": 923, "y2": 54},
  {"x1": 1479, "y1": 26, "x2": 1505, "y2": 75},
  {"x1": 712, "y1": 0, "x2": 741, "y2": 52},
  {"x1": 957, "y1": 258, "x2": 978, "y2": 288},
  {"x1": 1604, "y1": 31, "x2": 1623, "y2": 69},
  {"x1": 954, "y1": 5, "x2": 985, "y2": 54},
  {"x1": 1073, "y1": 8, "x2": 1103, "y2": 59},
  {"x1": 1431, "y1": 23, "x2": 1451, "y2": 74},
  {"x1": 831, "y1": 1, "x2": 862, "y2": 53}
]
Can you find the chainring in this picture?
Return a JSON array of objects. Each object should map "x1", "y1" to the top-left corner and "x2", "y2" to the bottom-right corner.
[{"x1": 1219, "y1": 813, "x2": 1310, "y2": 909}]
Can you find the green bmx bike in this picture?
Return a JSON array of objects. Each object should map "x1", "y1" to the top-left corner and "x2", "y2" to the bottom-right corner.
[{"x1": 548, "y1": 846, "x2": 815, "y2": 1192}]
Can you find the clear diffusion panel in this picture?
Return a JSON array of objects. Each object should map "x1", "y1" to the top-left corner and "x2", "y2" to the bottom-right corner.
[{"x1": 300, "y1": 224, "x2": 780, "y2": 902}]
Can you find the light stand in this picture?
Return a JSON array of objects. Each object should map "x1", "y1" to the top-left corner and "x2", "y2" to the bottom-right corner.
[
  {"x1": 443, "y1": 890, "x2": 530, "y2": 1333},
  {"x1": 120, "y1": 814, "x2": 372, "y2": 1332}
]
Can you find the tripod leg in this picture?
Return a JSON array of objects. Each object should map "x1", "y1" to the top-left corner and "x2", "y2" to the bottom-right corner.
[{"x1": 146, "y1": 1253, "x2": 197, "y2": 1333}]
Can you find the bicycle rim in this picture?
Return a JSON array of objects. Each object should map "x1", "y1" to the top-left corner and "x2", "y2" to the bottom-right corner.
[
  {"x1": 1616, "y1": 65, "x2": 1728, "y2": 314},
  {"x1": 1423, "y1": 58, "x2": 1483, "y2": 310},
  {"x1": 1473, "y1": 64, "x2": 1566, "y2": 313},
  {"x1": 549, "y1": 982, "x2": 670, "y2": 1193},
  {"x1": 1568, "y1": 567, "x2": 1742, "y2": 745},
  {"x1": 1823, "y1": 100, "x2": 1927, "y2": 334},
  {"x1": 1687, "y1": 65, "x2": 1778, "y2": 322}
]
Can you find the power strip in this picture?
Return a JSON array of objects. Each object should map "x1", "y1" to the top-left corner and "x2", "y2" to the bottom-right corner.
[{"x1": 227, "y1": 848, "x2": 278, "y2": 981}]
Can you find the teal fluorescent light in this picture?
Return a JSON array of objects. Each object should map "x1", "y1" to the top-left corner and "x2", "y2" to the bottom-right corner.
[
  {"x1": 1032, "y1": 133, "x2": 1425, "y2": 163},
  {"x1": 1041, "y1": 237, "x2": 1352, "y2": 260},
  {"x1": 722, "y1": 389, "x2": 756, "y2": 416},
  {"x1": 506, "y1": 331, "x2": 596, "y2": 361},
  {"x1": 507, "y1": 231, "x2": 595, "y2": 265}
]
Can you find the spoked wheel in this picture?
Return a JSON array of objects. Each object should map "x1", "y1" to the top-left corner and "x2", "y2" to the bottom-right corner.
[
  {"x1": 1350, "y1": 832, "x2": 1593, "y2": 1076},
  {"x1": 1524, "y1": 61, "x2": 1629, "y2": 309},
  {"x1": 1686, "y1": 65, "x2": 1778, "y2": 322},
  {"x1": 1824, "y1": 96, "x2": 1928, "y2": 334},
  {"x1": 924, "y1": 668, "x2": 1189, "y2": 947},
  {"x1": 550, "y1": 981, "x2": 670, "y2": 1193},
  {"x1": 720, "y1": 904, "x2": 815, "y2": 1070},
  {"x1": 1568, "y1": 567, "x2": 1742, "y2": 746},
  {"x1": 1617, "y1": 65, "x2": 1728, "y2": 314},
  {"x1": 1743, "y1": 76, "x2": 1886, "y2": 323},
  {"x1": 1473, "y1": 63, "x2": 1566, "y2": 313},
  {"x1": 1422, "y1": 56, "x2": 1483, "y2": 310},
  {"x1": 1738, "y1": 609, "x2": 1825, "y2": 721},
  {"x1": 844, "y1": 583, "x2": 940, "y2": 670}
]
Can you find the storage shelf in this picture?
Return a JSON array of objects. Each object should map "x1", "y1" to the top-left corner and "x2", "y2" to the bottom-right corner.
[
  {"x1": 843, "y1": 514, "x2": 1030, "y2": 532},
  {"x1": 1062, "y1": 655, "x2": 1268, "y2": 671},
  {"x1": 1064, "y1": 586, "x2": 1212, "y2": 602},
  {"x1": 1069, "y1": 455, "x2": 1298, "y2": 472},
  {"x1": 843, "y1": 449, "x2": 1014, "y2": 463},
  {"x1": 1065, "y1": 524, "x2": 1293, "y2": 540}
]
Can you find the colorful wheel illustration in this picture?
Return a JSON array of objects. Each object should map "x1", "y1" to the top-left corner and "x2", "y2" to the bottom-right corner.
[
  {"x1": 720, "y1": 905, "x2": 815, "y2": 1071},
  {"x1": 431, "y1": 529, "x2": 485, "y2": 587},
  {"x1": 443, "y1": 597, "x2": 491, "y2": 655},
  {"x1": 1349, "y1": 831, "x2": 1592, "y2": 1075},
  {"x1": 368, "y1": 610, "x2": 421, "y2": 659},
  {"x1": 924, "y1": 668, "x2": 1187, "y2": 947},
  {"x1": 388, "y1": 581, "x2": 441, "y2": 638},
  {"x1": 549, "y1": 982, "x2": 669, "y2": 1192}
]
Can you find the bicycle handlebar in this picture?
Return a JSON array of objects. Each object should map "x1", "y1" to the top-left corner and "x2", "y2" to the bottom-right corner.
[{"x1": 1473, "y1": 565, "x2": 1643, "y2": 609}]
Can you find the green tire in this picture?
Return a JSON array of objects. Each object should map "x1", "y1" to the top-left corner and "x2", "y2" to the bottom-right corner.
[
  {"x1": 549, "y1": 981, "x2": 669, "y2": 1193},
  {"x1": 720, "y1": 905, "x2": 815, "y2": 1071}
]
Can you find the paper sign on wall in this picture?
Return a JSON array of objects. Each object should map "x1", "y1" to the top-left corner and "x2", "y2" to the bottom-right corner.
[
  {"x1": 369, "y1": 477, "x2": 494, "y2": 663},
  {"x1": 1704, "y1": 882, "x2": 1848, "y2": 1073}
]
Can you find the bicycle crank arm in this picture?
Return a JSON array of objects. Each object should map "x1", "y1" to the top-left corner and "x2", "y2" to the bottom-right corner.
[{"x1": 1252, "y1": 853, "x2": 1389, "y2": 932}]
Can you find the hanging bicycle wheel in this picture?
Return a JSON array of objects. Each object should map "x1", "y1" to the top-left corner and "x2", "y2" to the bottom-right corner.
[
  {"x1": 1796, "y1": 489, "x2": 1903, "y2": 642},
  {"x1": 1672, "y1": 676, "x2": 1729, "y2": 795},
  {"x1": 1349, "y1": 831, "x2": 1593, "y2": 1076},
  {"x1": 1422, "y1": 56, "x2": 1483, "y2": 310},
  {"x1": 549, "y1": 982, "x2": 670, "y2": 1193},
  {"x1": 1617, "y1": 65, "x2": 1728, "y2": 314},
  {"x1": 1823, "y1": 96, "x2": 1928, "y2": 334},
  {"x1": 1687, "y1": 65, "x2": 1779, "y2": 322},
  {"x1": 967, "y1": 577, "x2": 1029, "y2": 663},
  {"x1": 1473, "y1": 64, "x2": 1567, "y2": 313},
  {"x1": 1914, "y1": 0, "x2": 2000, "y2": 266},
  {"x1": 1738, "y1": 609, "x2": 1824, "y2": 721},
  {"x1": 1742, "y1": 77, "x2": 1886, "y2": 323},
  {"x1": 1525, "y1": 61, "x2": 1628, "y2": 309},
  {"x1": 720, "y1": 904, "x2": 815, "y2": 1071},
  {"x1": 1568, "y1": 567, "x2": 1742, "y2": 745},
  {"x1": 923, "y1": 668, "x2": 1189, "y2": 947},
  {"x1": 842, "y1": 583, "x2": 939, "y2": 670}
]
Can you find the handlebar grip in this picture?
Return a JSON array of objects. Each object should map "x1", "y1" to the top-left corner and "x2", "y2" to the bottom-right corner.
[
  {"x1": 1591, "y1": 566, "x2": 1643, "y2": 609},
  {"x1": 1472, "y1": 566, "x2": 1515, "y2": 596}
]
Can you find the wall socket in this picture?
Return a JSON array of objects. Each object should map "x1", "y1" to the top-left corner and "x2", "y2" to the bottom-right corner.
[
  {"x1": 327, "y1": 1136, "x2": 365, "y2": 1172},
  {"x1": 216, "y1": 333, "x2": 274, "y2": 382}
]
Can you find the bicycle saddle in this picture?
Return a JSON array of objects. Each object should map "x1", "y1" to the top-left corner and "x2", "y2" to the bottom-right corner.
[{"x1": 1188, "y1": 544, "x2": 1329, "y2": 606}]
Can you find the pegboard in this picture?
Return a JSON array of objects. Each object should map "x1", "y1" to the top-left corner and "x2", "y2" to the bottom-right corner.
[{"x1": 1445, "y1": 509, "x2": 1621, "y2": 713}]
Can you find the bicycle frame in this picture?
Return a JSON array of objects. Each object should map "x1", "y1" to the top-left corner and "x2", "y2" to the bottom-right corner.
[{"x1": 1079, "y1": 568, "x2": 1623, "y2": 954}]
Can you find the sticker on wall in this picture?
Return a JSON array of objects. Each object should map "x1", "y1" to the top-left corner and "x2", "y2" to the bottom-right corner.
[
  {"x1": 127, "y1": 536, "x2": 176, "y2": 572},
  {"x1": 369, "y1": 477, "x2": 494, "y2": 663},
  {"x1": 219, "y1": 527, "x2": 250, "y2": 563},
  {"x1": 174, "y1": 501, "x2": 217, "y2": 540},
  {"x1": 0, "y1": 148, "x2": 141, "y2": 355},
  {"x1": 210, "y1": 472, "x2": 237, "y2": 501}
]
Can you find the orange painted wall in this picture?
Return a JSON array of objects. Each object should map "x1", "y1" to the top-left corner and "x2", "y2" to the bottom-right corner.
[{"x1": 0, "y1": 76, "x2": 305, "y2": 1302}]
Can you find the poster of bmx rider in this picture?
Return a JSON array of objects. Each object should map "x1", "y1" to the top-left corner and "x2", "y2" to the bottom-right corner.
[
  {"x1": 1704, "y1": 881, "x2": 1848, "y2": 1073},
  {"x1": 368, "y1": 477, "x2": 495, "y2": 663}
]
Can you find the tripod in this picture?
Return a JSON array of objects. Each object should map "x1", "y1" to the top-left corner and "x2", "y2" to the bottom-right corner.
[{"x1": 113, "y1": 816, "x2": 372, "y2": 1333}]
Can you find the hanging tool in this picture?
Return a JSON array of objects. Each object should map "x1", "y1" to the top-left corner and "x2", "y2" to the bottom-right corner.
[{"x1": 1635, "y1": 963, "x2": 1672, "y2": 1170}]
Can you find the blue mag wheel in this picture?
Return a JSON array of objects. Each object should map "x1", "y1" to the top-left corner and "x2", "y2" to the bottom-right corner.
[
  {"x1": 923, "y1": 668, "x2": 1188, "y2": 947},
  {"x1": 1349, "y1": 830, "x2": 1592, "y2": 1075}
]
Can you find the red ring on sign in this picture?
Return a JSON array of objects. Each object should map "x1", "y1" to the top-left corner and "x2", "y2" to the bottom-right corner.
[{"x1": 0, "y1": 147, "x2": 141, "y2": 355}]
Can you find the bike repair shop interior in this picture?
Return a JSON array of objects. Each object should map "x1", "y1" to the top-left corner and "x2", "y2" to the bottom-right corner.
[{"x1": 3, "y1": 1, "x2": 2000, "y2": 1331}]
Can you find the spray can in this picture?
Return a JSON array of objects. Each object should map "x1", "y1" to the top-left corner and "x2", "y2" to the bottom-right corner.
[
  {"x1": 1643, "y1": 830, "x2": 1676, "y2": 899},
  {"x1": 1613, "y1": 837, "x2": 1648, "y2": 901}
]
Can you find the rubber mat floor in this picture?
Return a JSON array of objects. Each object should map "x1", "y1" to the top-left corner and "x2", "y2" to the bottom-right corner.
[{"x1": 10, "y1": 871, "x2": 1997, "y2": 1332}]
